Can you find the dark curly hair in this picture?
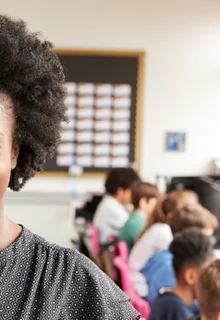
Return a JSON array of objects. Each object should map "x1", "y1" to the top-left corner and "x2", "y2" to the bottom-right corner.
[
  {"x1": 170, "y1": 228, "x2": 213, "y2": 278},
  {"x1": 0, "y1": 15, "x2": 66, "y2": 191}
]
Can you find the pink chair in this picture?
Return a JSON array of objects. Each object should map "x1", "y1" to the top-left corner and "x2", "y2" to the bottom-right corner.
[
  {"x1": 113, "y1": 256, "x2": 151, "y2": 319},
  {"x1": 90, "y1": 225, "x2": 100, "y2": 257},
  {"x1": 130, "y1": 292, "x2": 150, "y2": 320},
  {"x1": 113, "y1": 255, "x2": 133, "y2": 294},
  {"x1": 114, "y1": 241, "x2": 128, "y2": 261}
]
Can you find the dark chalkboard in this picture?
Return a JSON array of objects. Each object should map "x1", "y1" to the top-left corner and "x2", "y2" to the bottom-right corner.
[{"x1": 43, "y1": 49, "x2": 144, "y2": 176}]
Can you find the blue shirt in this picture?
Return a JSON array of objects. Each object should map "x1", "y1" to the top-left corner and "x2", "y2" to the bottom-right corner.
[
  {"x1": 140, "y1": 250, "x2": 176, "y2": 305},
  {"x1": 149, "y1": 292, "x2": 194, "y2": 320}
]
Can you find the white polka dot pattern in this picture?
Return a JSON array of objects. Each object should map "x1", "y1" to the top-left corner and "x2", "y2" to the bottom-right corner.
[{"x1": 0, "y1": 227, "x2": 140, "y2": 319}]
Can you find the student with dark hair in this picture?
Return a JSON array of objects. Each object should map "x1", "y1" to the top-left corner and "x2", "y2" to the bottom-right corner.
[
  {"x1": 0, "y1": 15, "x2": 140, "y2": 319},
  {"x1": 149, "y1": 228, "x2": 213, "y2": 320},
  {"x1": 194, "y1": 259, "x2": 220, "y2": 320},
  {"x1": 94, "y1": 167, "x2": 140, "y2": 243},
  {"x1": 120, "y1": 181, "x2": 159, "y2": 252},
  {"x1": 141, "y1": 203, "x2": 218, "y2": 305}
]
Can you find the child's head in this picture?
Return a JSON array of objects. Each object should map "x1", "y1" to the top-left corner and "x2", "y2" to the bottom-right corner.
[
  {"x1": 105, "y1": 168, "x2": 140, "y2": 204},
  {"x1": 136, "y1": 189, "x2": 199, "y2": 242},
  {"x1": 0, "y1": 15, "x2": 65, "y2": 198},
  {"x1": 152, "y1": 189, "x2": 199, "y2": 226},
  {"x1": 170, "y1": 203, "x2": 218, "y2": 236},
  {"x1": 170, "y1": 228, "x2": 213, "y2": 300},
  {"x1": 167, "y1": 189, "x2": 199, "y2": 207},
  {"x1": 197, "y1": 259, "x2": 220, "y2": 320},
  {"x1": 131, "y1": 181, "x2": 159, "y2": 215},
  {"x1": 160, "y1": 189, "x2": 199, "y2": 224}
]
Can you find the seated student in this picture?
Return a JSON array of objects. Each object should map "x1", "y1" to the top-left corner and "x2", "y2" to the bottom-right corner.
[
  {"x1": 129, "y1": 189, "x2": 199, "y2": 271},
  {"x1": 128, "y1": 190, "x2": 199, "y2": 297},
  {"x1": 0, "y1": 15, "x2": 140, "y2": 319},
  {"x1": 94, "y1": 167, "x2": 140, "y2": 244},
  {"x1": 141, "y1": 203, "x2": 218, "y2": 306},
  {"x1": 149, "y1": 228, "x2": 213, "y2": 320},
  {"x1": 119, "y1": 181, "x2": 159, "y2": 252},
  {"x1": 194, "y1": 259, "x2": 220, "y2": 320}
]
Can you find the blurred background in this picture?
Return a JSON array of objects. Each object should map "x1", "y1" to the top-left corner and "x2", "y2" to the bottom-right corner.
[{"x1": 2, "y1": 0, "x2": 220, "y2": 247}]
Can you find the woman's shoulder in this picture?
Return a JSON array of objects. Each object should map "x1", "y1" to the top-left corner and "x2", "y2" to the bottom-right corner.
[
  {"x1": 31, "y1": 229, "x2": 78, "y2": 260},
  {"x1": 27, "y1": 229, "x2": 140, "y2": 319},
  {"x1": 31, "y1": 230, "x2": 104, "y2": 277}
]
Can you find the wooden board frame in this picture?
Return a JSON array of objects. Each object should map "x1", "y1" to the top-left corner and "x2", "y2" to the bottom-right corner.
[{"x1": 41, "y1": 49, "x2": 145, "y2": 178}]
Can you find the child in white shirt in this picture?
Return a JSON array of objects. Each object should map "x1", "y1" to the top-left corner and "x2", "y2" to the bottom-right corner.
[
  {"x1": 129, "y1": 190, "x2": 199, "y2": 270},
  {"x1": 94, "y1": 168, "x2": 140, "y2": 243}
]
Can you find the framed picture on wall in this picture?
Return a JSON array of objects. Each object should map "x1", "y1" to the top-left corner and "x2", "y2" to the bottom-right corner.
[{"x1": 165, "y1": 132, "x2": 186, "y2": 152}]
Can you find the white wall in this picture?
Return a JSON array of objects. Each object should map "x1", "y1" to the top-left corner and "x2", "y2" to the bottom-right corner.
[
  {"x1": 6, "y1": 202, "x2": 74, "y2": 247},
  {"x1": 1, "y1": 0, "x2": 220, "y2": 180},
  {"x1": 1, "y1": 0, "x2": 220, "y2": 242}
]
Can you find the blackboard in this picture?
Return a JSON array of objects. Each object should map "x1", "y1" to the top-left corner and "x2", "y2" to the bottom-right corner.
[{"x1": 43, "y1": 49, "x2": 144, "y2": 176}]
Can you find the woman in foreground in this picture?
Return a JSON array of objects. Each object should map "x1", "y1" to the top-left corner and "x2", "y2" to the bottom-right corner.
[{"x1": 0, "y1": 15, "x2": 140, "y2": 320}]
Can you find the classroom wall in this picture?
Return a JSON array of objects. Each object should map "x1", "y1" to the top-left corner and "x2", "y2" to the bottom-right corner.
[
  {"x1": 2, "y1": 0, "x2": 220, "y2": 242},
  {"x1": 1, "y1": 0, "x2": 220, "y2": 180}
]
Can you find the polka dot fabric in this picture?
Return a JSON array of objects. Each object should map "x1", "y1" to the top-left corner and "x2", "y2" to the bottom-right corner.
[{"x1": 0, "y1": 227, "x2": 140, "y2": 319}]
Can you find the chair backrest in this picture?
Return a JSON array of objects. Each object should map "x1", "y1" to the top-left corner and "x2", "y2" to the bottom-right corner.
[
  {"x1": 113, "y1": 255, "x2": 151, "y2": 319},
  {"x1": 91, "y1": 225, "x2": 100, "y2": 257},
  {"x1": 113, "y1": 256, "x2": 133, "y2": 294},
  {"x1": 114, "y1": 241, "x2": 128, "y2": 261},
  {"x1": 129, "y1": 291, "x2": 151, "y2": 320}
]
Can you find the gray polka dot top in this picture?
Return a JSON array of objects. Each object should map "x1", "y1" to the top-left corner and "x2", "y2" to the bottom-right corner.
[{"x1": 0, "y1": 227, "x2": 140, "y2": 319}]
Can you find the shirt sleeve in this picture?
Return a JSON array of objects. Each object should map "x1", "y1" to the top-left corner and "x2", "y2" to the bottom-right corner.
[
  {"x1": 65, "y1": 251, "x2": 140, "y2": 320},
  {"x1": 154, "y1": 224, "x2": 173, "y2": 251}
]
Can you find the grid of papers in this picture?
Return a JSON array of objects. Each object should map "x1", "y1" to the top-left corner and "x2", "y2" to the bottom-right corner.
[{"x1": 56, "y1": 82, "x2": 132, "y2": 168}]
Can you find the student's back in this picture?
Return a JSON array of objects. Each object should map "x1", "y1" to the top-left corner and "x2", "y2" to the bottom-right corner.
[
  {"x1": 119, "y1": 210, "x2": 145, "y2": 252},
  {"x1": 94, "y1": 194, "x2": 128, "y2": 243},
  {"x1": 149, "y1": 292, "x2": 193, "y2": 320},
  {"x1": 141, "y1": 250, "x2": 175, "y2": 305},
  {"x1": 129, "y1": 223, "x2": 173, "y2": 270}
]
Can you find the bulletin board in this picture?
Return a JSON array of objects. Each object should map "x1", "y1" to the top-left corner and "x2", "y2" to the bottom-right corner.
[{"x1": 43, "y1": 49, "x2": 144, "y2": 176}]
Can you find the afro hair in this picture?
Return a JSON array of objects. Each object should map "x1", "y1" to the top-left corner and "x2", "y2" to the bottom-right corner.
[{"x1": 0, "y1": 15, "x2": 66, "y2": 191}]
